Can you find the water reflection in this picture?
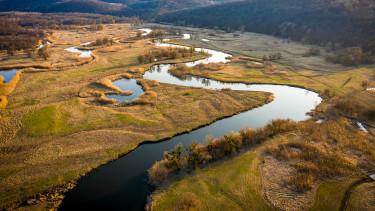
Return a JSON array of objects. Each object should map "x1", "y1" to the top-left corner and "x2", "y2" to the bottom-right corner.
[
  {"x1": 60, "y1": 41, "x2": 322, "y2": 211},
  {"x1": 106, "y1": 79, "x2": 144, "y2": 103}
]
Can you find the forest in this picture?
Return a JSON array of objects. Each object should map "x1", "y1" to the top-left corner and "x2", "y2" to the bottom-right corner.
[{"x1": 157, "y1": 0, "x2": 375, "y2": 64}]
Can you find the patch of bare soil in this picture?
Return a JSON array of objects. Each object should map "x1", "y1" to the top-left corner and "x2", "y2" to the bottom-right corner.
[{"x1": 261, "y1": 156, "x2": 316, "y2": 211}]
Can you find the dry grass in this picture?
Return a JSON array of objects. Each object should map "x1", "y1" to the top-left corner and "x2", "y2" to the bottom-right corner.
[
  {"x1": 0, "y1": 30, "x2": 270, "y2": 209},
  {"x1": 0, "y1": 24, "x2": 134, "y2": 72},
  {"x1": 149, "y1": 118, "x2": 375, "y2": 211}
]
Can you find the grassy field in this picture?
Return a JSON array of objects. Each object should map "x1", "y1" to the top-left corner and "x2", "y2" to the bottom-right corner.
[
  {"x1": 0, "y1": 25, "x2": 271, "y2": 209},
  {"x1": 149, "y1": 151, "x2": 272, "y2": 211},
  {"x1": 149, "y1": 119, "x2": 375, "y2": 211}
]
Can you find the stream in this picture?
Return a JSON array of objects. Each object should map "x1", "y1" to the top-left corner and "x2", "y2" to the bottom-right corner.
[{"x1": 59, "y1": 36, "x2": 322, "y2": 211}]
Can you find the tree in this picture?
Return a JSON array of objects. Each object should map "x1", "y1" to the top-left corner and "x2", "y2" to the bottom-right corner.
[
  {"x1": 38, "y1": 46, "x2": 50, "y2": 60},
  {"x1": 187, "y1": 142, "x2": 210, "y2": 169},
  {"x1": 361, "y1": 80, "x2": 369, "y2": 90}
]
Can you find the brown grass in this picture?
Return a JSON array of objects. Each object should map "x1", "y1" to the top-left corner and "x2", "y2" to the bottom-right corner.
[
  {"x1": 168, "y1": 64, "x2": 192, "y2": 78},
  {"x1": 0, "y1": 95, "x2": 8, "y2": 109},
  {"x1": 137, "y1": 47, "x2": 201, "y2": 64},
  {"x1": 264, "y1": 118, "x2": 374, "y2": 195}
]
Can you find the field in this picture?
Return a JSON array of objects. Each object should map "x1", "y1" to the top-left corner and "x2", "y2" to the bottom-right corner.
[
  {"x1": 0, "y1": 24, "x2": 270, "y2": 210},
  {"x1": 150, "y1": 119, "x2": 375, "y2": 211},
  {"x1": 146, "y1": 25, "x2": 375, "y2": 211}
]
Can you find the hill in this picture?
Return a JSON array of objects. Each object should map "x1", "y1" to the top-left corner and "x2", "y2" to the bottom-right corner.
[
  {"x1": 157, "y1": 0, "x2": 375, "y2": 53},
  {"x1": 0, "y1": 0, "x2": 233, "y2": 18}
]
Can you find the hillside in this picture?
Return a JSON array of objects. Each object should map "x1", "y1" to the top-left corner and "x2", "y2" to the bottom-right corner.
[
  {"x1": 158, "y1": 0, "x2": 375, "y2": 53},
  {"x1": 0, "y1": 0, "x2": 233, "y2": 18}
]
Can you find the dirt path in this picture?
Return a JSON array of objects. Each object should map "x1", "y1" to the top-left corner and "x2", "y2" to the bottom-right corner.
[{"x1": 339, "y1": 176, "x2": 374, "y2": 211}]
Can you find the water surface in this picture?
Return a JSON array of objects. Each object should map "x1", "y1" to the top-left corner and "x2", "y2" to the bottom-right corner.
[
  {"x1": 106, "y1": 78, "x2": 144, "y2": 103},
  {"x1": 65, "y1": 46, "x2": 92, "y2": 58},
  {"x1": 0, "y1": 69, "x2": 18, "y2": 83},
  {"x1": 60, "y1": 42, "x2": 321, "y2": 211},
  {"x1": 139, "y1": 28, "x2": 152, "y2": 36}
]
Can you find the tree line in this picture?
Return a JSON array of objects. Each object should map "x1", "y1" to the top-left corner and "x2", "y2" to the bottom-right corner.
[
  {"x1": 0, "y1": 18, "x2": 45, "y2": 56},
  {"x1": 157, "y1": 0, "x2": 375, "y2": 65}
]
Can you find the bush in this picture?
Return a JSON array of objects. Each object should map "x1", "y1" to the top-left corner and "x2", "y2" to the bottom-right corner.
[
  {"x1": 222, "y1": 133, "x2": 243, "y2": 155},
  {"x1": 37, "y1": 46, "x2": 51, "y2": 60},
  {"x1": 148, "y1": 160, "x2": 171, "y2": 186},
  {"x1": 149, "y1": 119, "x2": 298, "y2": 186},
  {"x1": 289, "y1": 173, "x2": 315, "y2": 193},
  {"x1": 187, "y1": 142, "x2": 211, "y2": 169},
  {"x1": 94, "y1": 37, "x2": 113, "y2": 46},
  {"x1": 138, "y1": 47, "x2": 197, "y2": 64},
  {"x1": 148, "y1": 30, "x2": 164, "y2": 38},
  {"x1": 164, "y1": 145, "x2": 184, "y2": 171},
  {"x1": 304, "y1": 48, "x2": 321, "y2": 57},
  {"x1": 168, "y1": 64, "x2": 192, "y2": 78},
  {"x1": 173, "y1": 192, "x2": 200, "y2": 211},
  {"x1": 263, "y1": 52, "x2": 282, "y2": 61}
]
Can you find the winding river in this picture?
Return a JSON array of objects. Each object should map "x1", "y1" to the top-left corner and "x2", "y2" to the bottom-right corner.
[{"x1": 59, "y1": 37, "x2": 322, "y2": 211}]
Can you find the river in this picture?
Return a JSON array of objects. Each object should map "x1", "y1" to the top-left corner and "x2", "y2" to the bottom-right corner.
[{"x1": 59, "y1": 36, "x2": 322, "y2": 211}]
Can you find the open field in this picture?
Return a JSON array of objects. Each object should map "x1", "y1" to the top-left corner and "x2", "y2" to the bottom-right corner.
[
  {"x1": 0, "y1": 25, "x2": 270, "y2": 209},
  {"x1": 0, "y1": 24, "x2": 134, "y2": 72},
  {"x1": 149, "y1": 119, "x2": 375, "y2": 211},
  {"x1": 146, "y1": 24, "x2": 350, "y2": 72}
]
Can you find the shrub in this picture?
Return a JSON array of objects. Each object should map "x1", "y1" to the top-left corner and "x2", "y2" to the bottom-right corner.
[
  {"x1": 304, "y1": 48, "x2": 321, "y2": 57},
  {"x1": 361, "y1": 80, "x2": 369, "y2": 90},
  {"x1": 168, "y1": 64, "x2": 192, "y2": 78},
  {"x1": 264, "y1": 119, "x2": 297, "y2": 135},
  {"x1": 164, "y1": 145, "x2": 185, "y2": 171},
  {"x1": 240, "y1": 128, "x2": 260, "y2": 146},
  {"x1": 137, "y1": 47, "x2": 197, "y2": 64},
  {"x1": 289, "y1": 173, "x2": 315, "y2": 193},
  {"x1": 187, "y1": 142, "x2": 211, "y2": 169},
  {"x1": 334, "y1": 98, "x2": 363, "y2": 118},
  {"x1": 148, "y1": 30, "x2": 164, "y2": 38},
  {"x1": 148, "y1": 160, "x2": 170, "y2": 186},
  {"x1": 173, "y1": 192, "x2": 200, "y2": 211},
  {"x1": 222, "y1": 133, "x2": 243, "y2": 155},
  {"x1": 326, "y1": 47, "x2": 371, "y2": 66},
  {"x1": 94, "y1": 37, "x2": 113, "y2": 46},
  {"x1": 263, "y1": 52, "x2": 282, "y2": 61},
  {"x1": 37, "y1": 46, "x2": 51, "y2": 60}
]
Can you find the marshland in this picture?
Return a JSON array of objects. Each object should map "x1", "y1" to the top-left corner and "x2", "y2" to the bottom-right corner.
[{"x1": 0, "y1": 3, "x2": 374, "y2": 211}]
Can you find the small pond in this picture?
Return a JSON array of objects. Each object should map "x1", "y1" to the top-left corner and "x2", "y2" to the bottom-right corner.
[
  {"x1": 65, "y1": 46, "x2": 92, "y2": 58},
  {"x1": 106, "y1": 78, "x2": 144, "y2": 103},
  {"x1": 0, "y1": 69, "x2": 18, "y2": 83}
]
